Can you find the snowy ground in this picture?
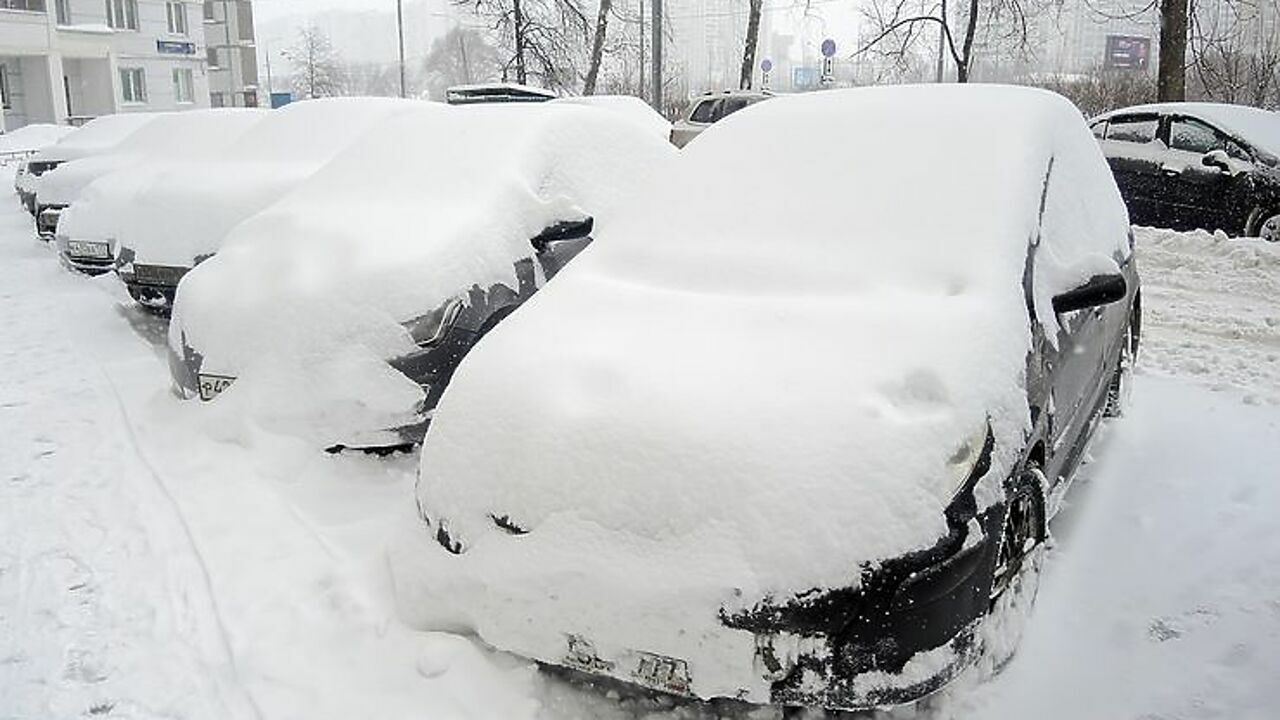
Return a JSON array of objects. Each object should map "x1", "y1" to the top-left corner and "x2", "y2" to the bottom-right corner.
[{"x1": 1, "y1": 195, "x2": 1277, "y2": 719}]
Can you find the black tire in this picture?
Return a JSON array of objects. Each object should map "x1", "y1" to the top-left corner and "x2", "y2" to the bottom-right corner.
[
  {"x1": 1246, "y1": 207, "x2": 1280, "y2": 242},
  {"x1": 1104, "y1": 322, "x2": 1135, "y2": 419},
  {"x1": 980, "y1": 467, "x2": 1047, "y2": 674}
]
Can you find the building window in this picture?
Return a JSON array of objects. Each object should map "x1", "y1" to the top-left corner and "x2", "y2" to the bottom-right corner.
[
  {"x1": 56, "y1": 0, "x2": 71, "y2": 24},
  {"x1": 172, "y1": 68, "x2": 194, "y2": 103},
  {"x1": 0, "y1": 65, "x2": 10, "y2": 111},
  {"x1": 203, "y1": 0, "x2": 215, "y2": 21},
  {"x1": 166, "y1": 1, "x2": 188, "y2": 34},
  {"x1": 105, "y1": 0, "x2": 138, "y2": 30},
  {"x1": 120, "y1": 67, "x2": 146, "y2": 103},
  {"x1": 0, "y1": 0, "x2": 47, "y2": 11}
]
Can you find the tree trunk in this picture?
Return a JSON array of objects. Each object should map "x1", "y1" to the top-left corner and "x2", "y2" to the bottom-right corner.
[
  {"x1": 957, "y1": 0, "x2": 979, "y2": 83},
  {"x1": 1158, "y1": 0, "x2": 1188, "y2": 101},
  {"x1": 513, "y1": 0, "x2": 528, "y2": 84},
  {"x1": 583, "y1": 0, "x2": 612, "y2": 95},
  {"x1": 739, "y1": 0, "x2": 763, "y2": 90}
]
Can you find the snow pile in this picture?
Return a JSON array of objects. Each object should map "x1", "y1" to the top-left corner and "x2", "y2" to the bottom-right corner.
[
  {"x1": 1134, "y1": 226, "x2": 1280, "y2": 403},
  {"x1": 550, "y1": 95, "x2": 672, "y2": 141},
  {"x1": 0, "y1": 123, "x2": 76, "y2": 157},
  {"x1": 30, "y1": 112, "x2": 160, "y2": 163},
  {"x1": 390, "y1": 85, "x2": 1132, "y2": 702},
  {"x1": 41, "y1": 109, "x2": 269, "y2": 207},
  {"x1": 113, "y1": 98, "x2": 420, "y2": 267},
  {"x1": 169, "y1": 101, "x2": 676, "y2": 445}
]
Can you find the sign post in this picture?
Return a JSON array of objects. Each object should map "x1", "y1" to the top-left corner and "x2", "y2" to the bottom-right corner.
[
  {"x1": 761, "y1": 58, "x2": 773, "y2": 91},
  {"x1": 820, "y1": 39, "x2": 836, "y2": 86}
]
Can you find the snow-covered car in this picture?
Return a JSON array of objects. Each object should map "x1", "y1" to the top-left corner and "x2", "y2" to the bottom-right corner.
[
  {"x1": 4, "y1": 123, "x2": 76, "y2": 176},
  {"x1": 669, "y1": 89, "x2": 772, "y2": 148},
  {"x1": 18, "y1": 113, "x2": 159, "y2": 225},
  {"x1": 1091, "y1": 103, "x2": 1280, "y2": 241},
  {"x1": 48, "y1": 109, "x2": 269, "y2": 272},
  {"x1": 549, "y1": 95, "x2": 672, "y2": 142},
  {"x1": 166, "y1": 101, "x2": 675, "y2": 449},
  {"x1": 391, "y1": 85, "x2": 1142, "y2": 711},
  {"x1": 113, "y1": 98, "x2": 419, "y2": 313}
]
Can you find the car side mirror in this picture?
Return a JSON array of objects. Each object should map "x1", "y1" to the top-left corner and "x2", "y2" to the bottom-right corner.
[
  {"x1": 1052, "y1": 273, "x2": 1127, "y2": 314},
  {"x1": 1202, "y1": 149, "x2": 1231, "y2": 171},
  {"x1": 531, "y1": 217, "x2": 593, "y2": 252}
]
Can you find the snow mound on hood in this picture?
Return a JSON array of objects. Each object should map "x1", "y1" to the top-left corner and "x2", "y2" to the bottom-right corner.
[
  {"x1": 391, "y1": 85, "x2": 1131, "y2": 693},
  {"x1": 112, "y1": 98, "x2": 422, "y2": 266},
  {"x1": 550, "y1": 95, "x2": 671, "y2": 140},
  {"x1": 0, "y1": 124, "x2": 76, "y2": 156},
  {"x1": 169, "y1": 101, "x2": 677, "y2": 444},
  {"x1": 43, "y1": 109, "x2": 268, "y2": 208},
  {"x1": 31, "y1": 112, "x2": 160, "y2": 163}
]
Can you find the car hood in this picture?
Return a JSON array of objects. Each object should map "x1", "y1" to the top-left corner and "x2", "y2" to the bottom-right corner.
[{"x1": 36, "y1": 154, "x2": 136, "y2": 205}]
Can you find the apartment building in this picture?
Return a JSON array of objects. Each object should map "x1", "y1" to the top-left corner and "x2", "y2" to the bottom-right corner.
[
  {"x1": 202, "y1": 0, "x2": 255, "y2": 108},
  {"x1": 0, "y1": 0, "x2": 209, "y2": 130}
]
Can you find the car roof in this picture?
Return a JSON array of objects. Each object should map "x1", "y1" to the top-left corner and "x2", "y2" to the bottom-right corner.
[
  {"x1": 446, "y1": 83, "x2": 558, "y2": 104},
  {"x1": 1093, "y1": 102, "x2": 1280, "y2": 155}
]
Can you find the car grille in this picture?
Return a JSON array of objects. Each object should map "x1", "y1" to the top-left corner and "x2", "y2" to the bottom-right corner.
[
  {"x1": 131, "y1": 264, "x2": 189, "y2": 287},
  {"x1": 28, "y1": 160, "x2": 62, "y2": 177}
]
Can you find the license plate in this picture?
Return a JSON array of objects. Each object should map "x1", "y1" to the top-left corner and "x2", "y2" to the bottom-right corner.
[
  {"x1": 66, "y1": 240, "x2": 111, "y2": 259},
  {"x1": 197, "y1": 373, "x2": 235, "y2": 401},
  {"x1": 632, "y1": 651, "x2": 692, "y2": 695}
]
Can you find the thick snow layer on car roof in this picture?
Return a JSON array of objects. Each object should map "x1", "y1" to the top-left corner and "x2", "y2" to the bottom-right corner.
[
  {"x1": 41, "y1": 109, "x2": 269, "y2": 207},
  {"x1": 391, "y1": 84, "x2": 1131, "y2": 699},
  {"x1": 550, "y1": 95, "x2": 671, "y2": 140},
  {"x1": 109, "y1": 98, "x2": 421, "y2": 266},
  {"x1": 1099, "y1": 102, "x2": 1280, "y2": 157},
  {"x1": 30, "y1": 112, "x2": 159, "y2": 163},
  {"x1": 0, "y1": 124, "x2": 75, "y2": 155},
  {"x1": 169, "y1": 101, "x2": 676, "y2": 444}
]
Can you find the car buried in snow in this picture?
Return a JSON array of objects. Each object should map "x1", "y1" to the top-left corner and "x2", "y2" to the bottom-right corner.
[
  {"x1": 111, "y1": 98, "x2": 420, "y2": 314},
  {"x1": 165, "y1": 101, "x2": 675, "y2": 450},
  {"x1": 390, "y1": 85, "x2": 1142, "y2": 712},
  {"x1": 1090, "y1": 102, "x2": 1280, "y2": 241}
]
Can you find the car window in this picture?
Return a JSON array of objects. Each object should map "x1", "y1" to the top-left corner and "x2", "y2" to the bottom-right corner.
[
  {"x1": 1169, "y1": 118, "x2": 1224, "y2": 154},
  {"x1": 1091, "y1": 121, "x2": 1108, "y2": 140},
  {"x1": 721, "y1": 98, "x2": 750, "y2": 119},
  {"x1": 1105, "y1": 116, "x2": 1159, "y2": 144},
  {"x1": 690, "y1": 100, "x2": 720, "y2": 124}
]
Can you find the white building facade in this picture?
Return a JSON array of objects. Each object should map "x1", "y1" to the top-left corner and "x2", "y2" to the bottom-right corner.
[
  {"x1": 202, "y1": 0, "x2": 255, "y2": 108},
  {"x1": 0, "y1": 0, "x2": 209, "y2": 131}
]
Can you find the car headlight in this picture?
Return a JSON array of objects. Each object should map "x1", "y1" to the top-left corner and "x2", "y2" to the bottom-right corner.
[
  {"x1": 944, "y1": 422, "x2": 992, "y2": 499},
  {"x1": 402, "y1": 298, "x2": 463, "y2": 347}
]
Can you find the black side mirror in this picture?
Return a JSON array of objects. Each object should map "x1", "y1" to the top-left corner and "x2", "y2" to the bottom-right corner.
[
  {"x1": 1202, "y1": 149, "x2": 1231, "y2": 171},
  {"x1": 1052, "y1": 273, "x2": 1127, "y2": 314},
  {"x1": 531, "y1": 217, "x2": 594, "y2": 252}
]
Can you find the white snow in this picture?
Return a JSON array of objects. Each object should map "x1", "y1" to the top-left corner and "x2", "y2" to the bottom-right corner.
[
  {"x1": 1099, "y1": 101, "x2": 1280, "y2": 158},
  {"x1": 29, "y1": 113, "x2": 161, "y2": 164},
  {"x1": 391, "y1": 85, "x2": 1132, "y2": 701},
  {"x1": 113, "y1": 98, "x2": 421, "y2": 268},
  {"x1": 169, "y1": 101, "x2": 676, "y2": 446},
  {"x1": 0, "y1": 124, "x2": 76, "y2": 158},
  {"x1": 549, "y1": 95, "x2": 673, "y2": 140},
  {"x1": 39, "y1": 109, "x2": 269, "y2": 207},
  {"x1": 2, "y1": 112, "x2": 1279, "y2": 720}
]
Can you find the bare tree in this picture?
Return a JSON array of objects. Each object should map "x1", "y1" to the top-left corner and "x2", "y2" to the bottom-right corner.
[
  {"x1": 739, "y1": 0, "x2": 764, "y2": 89},
  {"x1": 1030, "y1": 67, "x2": 1158, "y2": 116},
  {"x1": 457, "y1": 0, "x2": 591, "y2": 91},
  {"x1": 1158, "y1": 0, "x2": 1189, "y2": 100},
  {"x1": 282, "y1": 25, "x2": 347, "y2": 99},
  {"x1": 421, "y1": 26, "x2": 503, "y2": 101},
  {"x1": 1187, "y1": 0, "x2": 1280, "y2": 107},
  {"x1": 583, "y1": 0, "x2": 614, "y2": 94}
]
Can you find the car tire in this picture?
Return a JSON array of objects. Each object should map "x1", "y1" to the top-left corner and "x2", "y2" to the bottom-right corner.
[
  {"x1": 1103, "y1": 322, "x2": 1135, "y2": 419},
  {"x1": 1259, "y1": 212, "x2": 1280, "y2": 243},
  {"x1": 1245, "y1": 206, "x2": 1280, "y2": 242},
  {"x1": 980, "y1": 466, "x2": 1047, "y2": 675}
]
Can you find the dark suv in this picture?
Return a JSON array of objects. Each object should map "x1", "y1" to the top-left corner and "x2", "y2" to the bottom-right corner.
[{"x1": 1091, "y1": 103, "x2": 1280, "y2": 240}]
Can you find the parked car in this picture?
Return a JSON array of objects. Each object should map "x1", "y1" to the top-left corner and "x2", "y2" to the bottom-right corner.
[
  {"x1": 166, "y1": 101, "x2": 676, "y2": 450},
  {"x1": 391, "y1": 85, "x2": 1141, "y2": 712},
  {"x1": 669, "y1": 89, "x2": 772, "y2": 147},
  {"x1": 111, "y1": 98, "x2": 418, "y2": 313},
  {"x1": 17, "y1": 113, "x2": 159, "y2": 225},
  {"x1": 3, "y1": 124, "x2": 76, "y2": 174},
  {"x1": 1091, "y1": 102, "x2": 1280, "y2": 240},
  {"x1": 48, "y1": 109, "x2": 269, "y2": 272},
  {"x1": 549, "y1": 95, "x2": 672, "y2": 142}
]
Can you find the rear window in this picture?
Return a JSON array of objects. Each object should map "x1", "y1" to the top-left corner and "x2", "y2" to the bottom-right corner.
[
  {"x1": 721, "y1": 98, "x2": 751, "y2": 118},
  {"x1": 690, "y1": 100, "x2": 720, "y2": 124},
  {"x1": 1106, "y1": 116, "x2": 1159, "y2": 144}
]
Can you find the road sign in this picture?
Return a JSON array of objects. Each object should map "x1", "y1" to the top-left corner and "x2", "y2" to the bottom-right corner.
[
  {"x1": 821, "y1": 39, "x2": 837, "y2": 58},
  {"x1": 821, "y1": 56, "x2": 835, "y2": 85},
  {"x1": 792, "y1": 66, "x2": 820, "y2": 91},
  {"x1": 1104, "y1": 35, "x2": 1151, "y2": 70},
  {"x1": 761, "y1": 58, "x2": 773, "y2": 73}
]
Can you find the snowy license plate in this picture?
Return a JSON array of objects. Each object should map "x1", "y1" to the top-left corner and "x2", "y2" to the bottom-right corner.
[
  {"x1": 197, "y1": 373, "x2": 235, "y2": 401},
  {"x1": 66, "y1": 240, "x2": 110, "y2": 259},
  {"x1": 632, "y1": 651, "x2": 692, "y2": 695}
]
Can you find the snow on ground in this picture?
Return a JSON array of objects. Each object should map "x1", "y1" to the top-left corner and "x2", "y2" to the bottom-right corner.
[{"x1": 1, "y1": 182, "x2": 1278, "y2": 720}]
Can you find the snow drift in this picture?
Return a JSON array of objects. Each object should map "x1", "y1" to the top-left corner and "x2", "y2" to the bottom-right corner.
[
  {"x1": 168, "y1": 101, "x2": 677, "y2": 445},
  {"x1": 390, "y1": 85, "x2": 1133, "y2": 702}
]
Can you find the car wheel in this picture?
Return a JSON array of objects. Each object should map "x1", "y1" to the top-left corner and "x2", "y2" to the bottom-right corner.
[
  {"x1": 1259, "y1": 211, "x2": 1280, "y2": 242},
  {"x1": 1103, "y1": 322, "x2": 1135, "y2": 419},
  {"x1": 980, "y1": 467, "x2": 1047, "y2": 674}
]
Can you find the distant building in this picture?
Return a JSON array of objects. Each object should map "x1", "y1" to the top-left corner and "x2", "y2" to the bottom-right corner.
[
  {"x1": 202, "y1": 0, "x2": 256, "y2": 108},
  {"x1": 0, "y1": 0, "x2": 210, "y2": 130}
]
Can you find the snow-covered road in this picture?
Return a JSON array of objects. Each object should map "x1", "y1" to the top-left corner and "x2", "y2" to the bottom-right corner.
[{"x1": 1, "y1": 197, "x2": 1278, "y2": 719}]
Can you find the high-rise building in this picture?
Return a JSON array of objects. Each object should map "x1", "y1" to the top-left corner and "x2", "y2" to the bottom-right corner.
[
  {"x1": 0, "y1": 0, "x2": 210, "y2": 130},
  {"x1": 201, "y1": 0, "x2": 256, "y2": 107}
]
